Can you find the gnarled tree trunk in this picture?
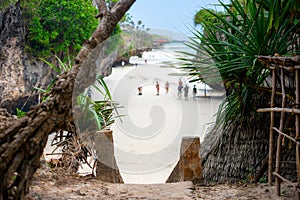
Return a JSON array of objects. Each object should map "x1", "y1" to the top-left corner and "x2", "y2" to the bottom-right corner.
[{"x1": 0, "y1": 0, "x2": 136, "y2": 199}]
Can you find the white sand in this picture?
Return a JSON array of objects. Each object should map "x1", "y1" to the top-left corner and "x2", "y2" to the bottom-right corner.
[{"x1": 98, "y1": 59, "x2": 223, "y2": 183}]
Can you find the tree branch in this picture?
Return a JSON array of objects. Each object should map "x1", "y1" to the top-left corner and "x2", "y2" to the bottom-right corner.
[
  {"x1": 75, "y1": 0, "x2": 135, "y2": 68},
  {"x1": 0, "y1": 0, "x2": 136, "y2": 198},
  {"x1": 95, "y1": 0, "x2": 108, "y2": 19},
  {"x1": 95, "y1": 0, "x2": 107, "y2": 12},
  {"x1": 111, "y1": 0, "x2": 136, "y2": 20}
]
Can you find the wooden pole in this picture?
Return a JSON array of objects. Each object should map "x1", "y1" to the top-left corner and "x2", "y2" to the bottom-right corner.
[
  {"x1": 295, "y1": 69, "x2": 300, "y2": 199},
  {"x1": 269, "y1": 68, "x2": 276, "y2": 186},
  {"x1": 275, "y1": 68, "x2": 286, "y2": 196},
  {"x1": 273, "y1": 172, "x2": 297, "y2": 188},
  {"x1": 258, "y1": 107, "x2": 300, "y2": 114},
  {"x1": 272, "y1": 127, "x2": 300, "y2": 146}
]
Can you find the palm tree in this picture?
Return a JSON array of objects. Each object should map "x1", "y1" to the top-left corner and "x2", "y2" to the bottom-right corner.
[
  {"x1": 136, "y1": 19, "x2": 142, "y2": 29},
  {"x1": 185, "y1": 0, "x2": 299, "y2": 183}
]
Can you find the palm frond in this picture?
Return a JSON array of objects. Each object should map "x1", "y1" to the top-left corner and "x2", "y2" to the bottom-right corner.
[{"x1": 182, "y1": 0, "x2": 299, "y2": 128}]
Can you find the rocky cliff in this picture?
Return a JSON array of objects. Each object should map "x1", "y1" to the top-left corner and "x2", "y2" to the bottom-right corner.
[
  {"x1": 0, "y1": 3, "x2": 55, "y2": 114},
  {"x1": 0, "y1": 3, "x2": 149, "y2": 115}
]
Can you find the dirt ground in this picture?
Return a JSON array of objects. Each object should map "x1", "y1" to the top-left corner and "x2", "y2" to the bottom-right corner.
[{"x1": 26, "y1": 166, "x2": 298, "y2": 200}]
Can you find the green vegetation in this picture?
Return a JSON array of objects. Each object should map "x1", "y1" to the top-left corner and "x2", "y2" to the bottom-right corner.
[
  {"x1": 35, "y1": 55, "x2": 73, "y2": 102},
  {"x1": 3, "y1": 0, "x2": 148, "y2": 62},
  {"x1": 194, "y1": 9, "x2": 222, "y2": 27},
  {"x1": 77, "y1": 78, "x2": 121, "y2": 131},
  {"x1": 120, "y1": 13, "x2": 135, "y2": 26},
  {"x1": 39, "y1": 54, "x2": 120, "y2": 170},
  {"x1": 91, "y1": 78, "x2": 119, "y2": 129},
  {"x1": 21, "y1": 0, "x2": 98, "y2": 58},
  {"x1": 40, "y1": 55, "x2": 73, "y2": 74},
  {"x1": 16, "y1": 108, "x2": 26, "y2": 118},
  {"x1": 0, "y1": 0, "x2": 17, "y2": 10},
  {"x1": 38, "y1": 54, "x2": 118, "y2": 131},
  {"x1": 259, "y1": 176, "x2": 267, "y2": 183},
  {"x1": 185, "y1": 0, "x2": 299, "y2": 128}
]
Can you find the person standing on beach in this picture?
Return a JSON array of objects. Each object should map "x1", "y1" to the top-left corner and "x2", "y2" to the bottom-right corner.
[
  {"x1": 178, "y1": 84, "x2": 183, "y2": 99},
  {"x1": 165, "y1": 81, "x2": 169, "y2": 94},
  {"x1": 138, "y1": 87, "x2": 142, "y2": 95},
  {"x1": 177, "y1": 78, "x2": 184, "y2": 99},
  {"x1": 179, "y1": 78, "x2": 183, "y2": 87},
  {"x1": 184, "y1": 84, "x2": 189, "y2": 100},
  {"x1": 192, "y1": 85, "x2": 197, "y2": 100},
  {"x1": 156, "y1": 81, "x2": 160, "y2": 95}
]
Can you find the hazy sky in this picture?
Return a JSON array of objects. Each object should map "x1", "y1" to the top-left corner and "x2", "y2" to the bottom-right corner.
[{"x1": 128, "y1": 0, "x2": 224, "y2": 37}]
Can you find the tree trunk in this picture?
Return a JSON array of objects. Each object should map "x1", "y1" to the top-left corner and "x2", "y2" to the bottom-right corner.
[
  {"x1": 201, "y1": 113, "x2": 271, "y2": 183},
  {"x1": 0, "y1": 0, "x2": 136, "y2": 199},
  {"x1": 201, "y1": 92, "x2": 297, "y2": 184}
]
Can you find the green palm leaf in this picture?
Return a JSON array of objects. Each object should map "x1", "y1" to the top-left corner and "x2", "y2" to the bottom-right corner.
[{"x1": 183, "y1": 0, "x2": 299, "y2": 128}]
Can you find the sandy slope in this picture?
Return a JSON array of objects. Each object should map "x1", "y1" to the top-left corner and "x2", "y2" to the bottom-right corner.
[{"x1": 27, "y1": 167, "x2": 297, "y2": 200}]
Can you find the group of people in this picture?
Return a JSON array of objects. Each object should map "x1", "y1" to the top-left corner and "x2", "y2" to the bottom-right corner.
[
  {"x1": 137, "y1": 79, "x2": 198, "y2": 100},
  {"x1": 177, "y1": 79, "x2": 197, "y2": 100},
  {"x1": 155, "y1": 81, "x2": 169, "y2": 96},
  {"x1": 137, "y1": 81, "x2": 169, "y2": 96},
  {"x1": 151, "y1": 81, "x2": 168, "y2": 96}
]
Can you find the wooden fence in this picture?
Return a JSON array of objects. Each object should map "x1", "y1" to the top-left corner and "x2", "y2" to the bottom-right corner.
[{"x1": 257, "y1": 55, "x2": 300, "y2": 199}]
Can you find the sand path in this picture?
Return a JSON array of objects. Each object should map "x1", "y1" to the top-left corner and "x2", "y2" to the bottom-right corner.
[{"x1": 92, "y1": 63, "x2": 222, "y2": 183}]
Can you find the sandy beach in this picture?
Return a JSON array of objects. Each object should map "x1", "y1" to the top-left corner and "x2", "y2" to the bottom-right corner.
[{"x1": 95, "y1": 44, "x2": 223, "y2": 183}]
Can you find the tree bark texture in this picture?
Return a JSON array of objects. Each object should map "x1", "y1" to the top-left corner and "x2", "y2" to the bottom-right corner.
[
  {"x1": 0, "y1": 0, "x2": 136, "y2": 199},
  {"x1": 201, "y1": 113, "x2": 271, "y2": 183},
  {"x1": 201, "y1": 93, "x2": 297, "y2": 184}
]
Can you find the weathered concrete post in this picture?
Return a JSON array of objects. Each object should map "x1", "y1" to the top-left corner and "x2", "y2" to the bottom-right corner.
[
  {"x1": 94, "y1": 130, "x2": 123, "y2": 183},
  {"x1": 166, "y1": 136, "x2": 202, "y2": 183}
]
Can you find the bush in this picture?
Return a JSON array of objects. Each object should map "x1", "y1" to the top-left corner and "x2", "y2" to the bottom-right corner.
[{"x1": 22, "y1": 0, "x2": 98, "y2": 57}]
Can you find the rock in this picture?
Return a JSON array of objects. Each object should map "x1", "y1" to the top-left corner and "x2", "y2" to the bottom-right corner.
[
  {"x1": 0, "y1": 3, "x2": 55, "y2": 110},
  {"x1": 111, "y1": 48, "x2": 151, "y2": 67},
  {"x1": 166, "y1": 137, "x2": 202, "y2": 183},
  {"x1": 92, "y1": 130, "x2": 123, "y2": 183},
  {"x1": 0, "y1": 94, "x2": 38, "y2": 115}
]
